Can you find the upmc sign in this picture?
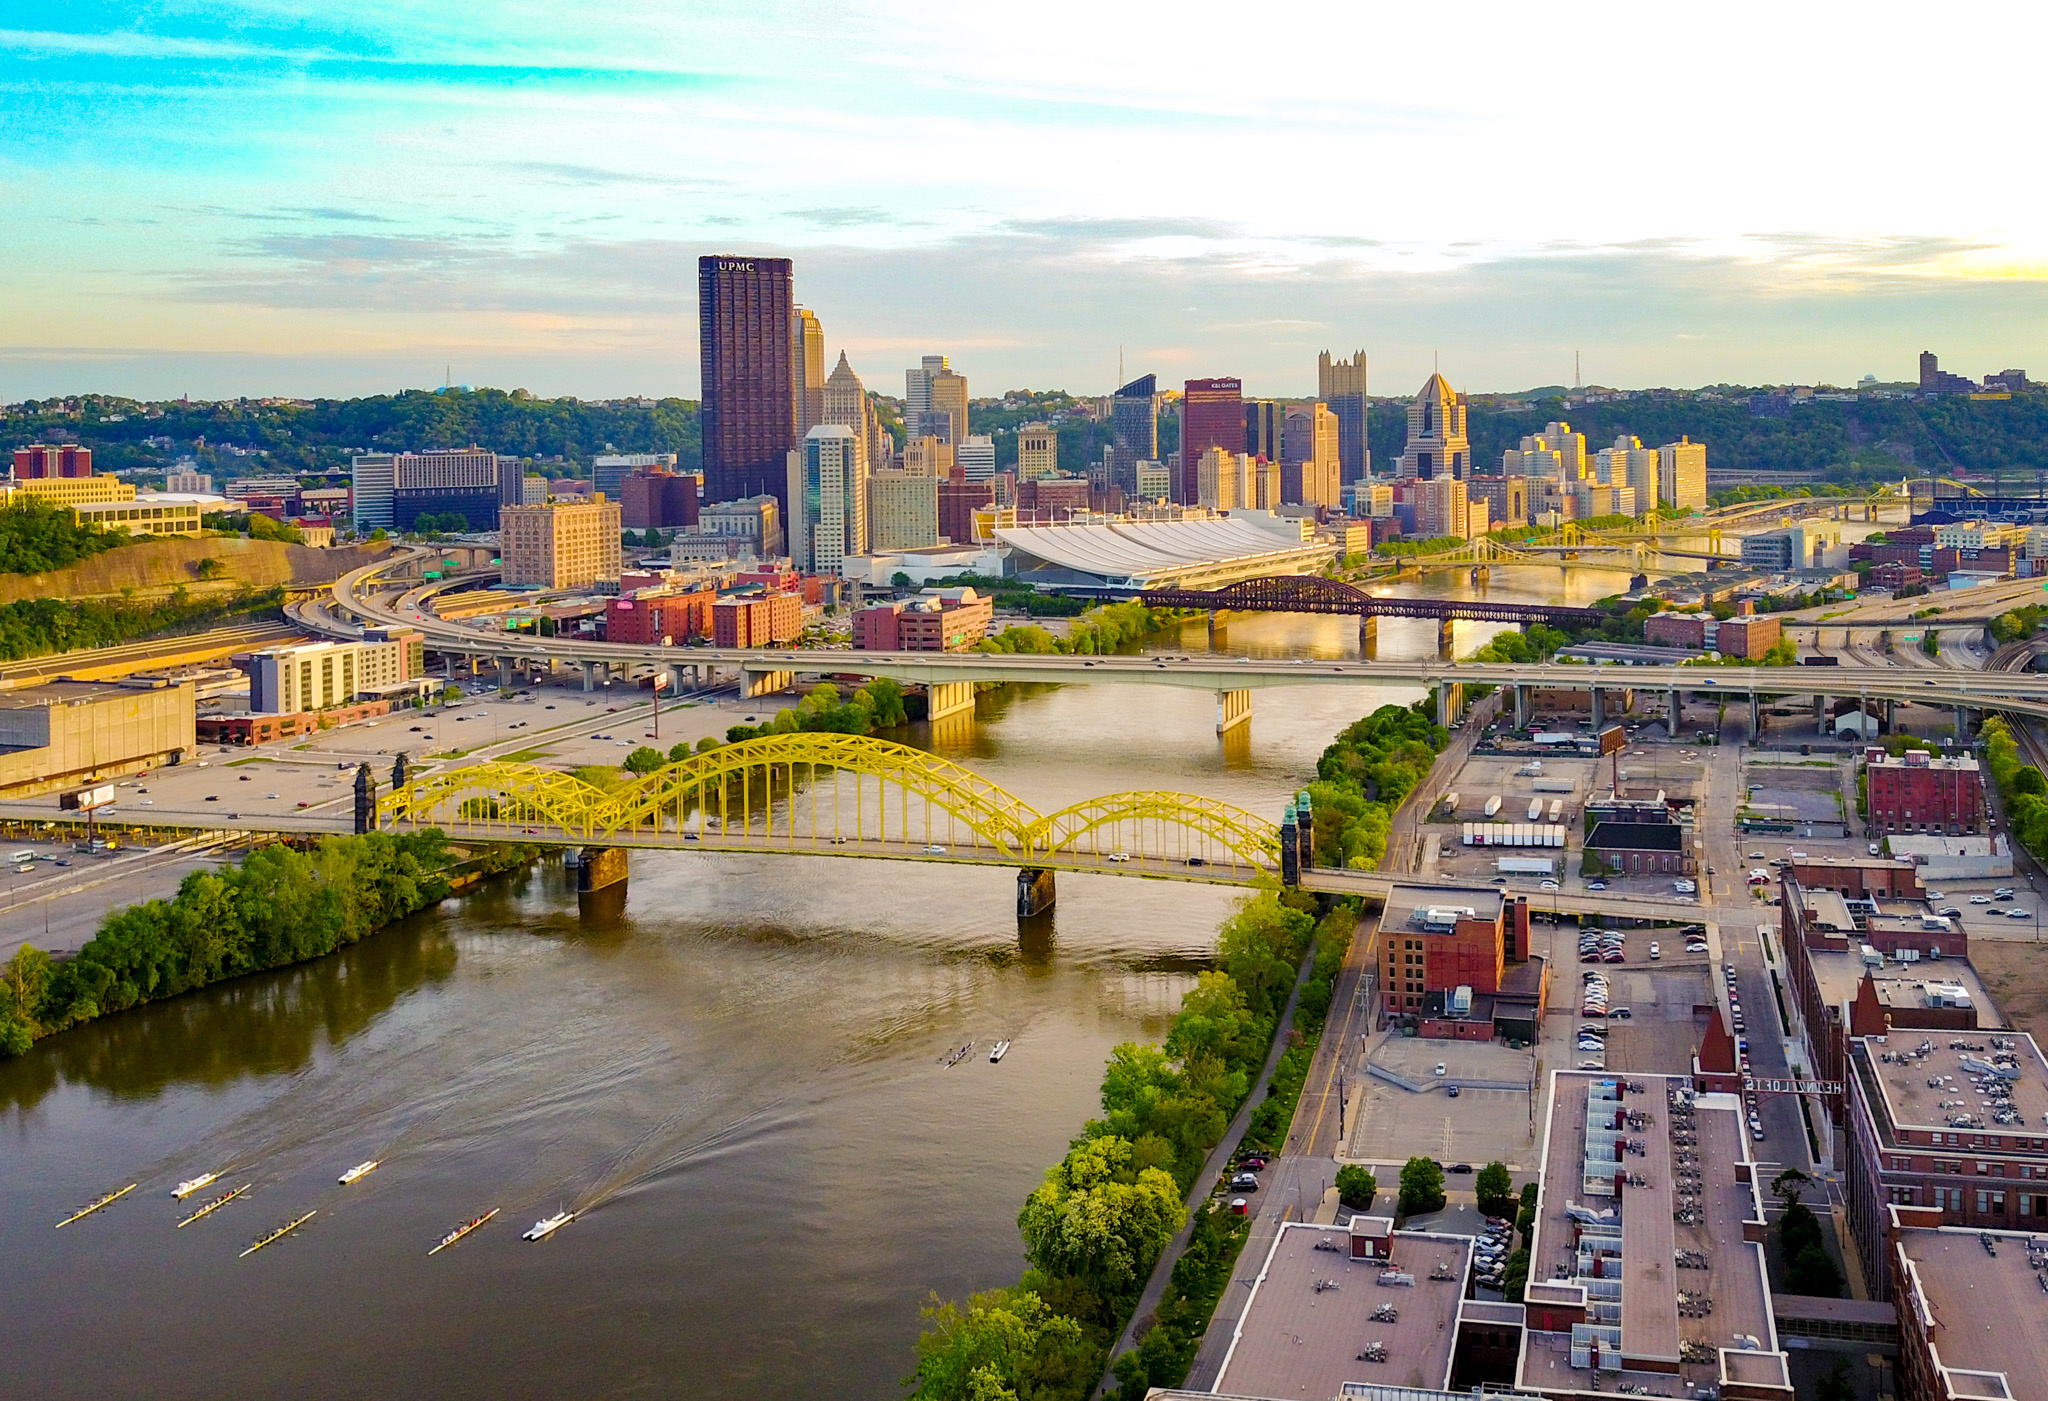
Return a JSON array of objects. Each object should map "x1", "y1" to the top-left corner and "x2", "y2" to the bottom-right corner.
[{"x1": 716, "y1": 260, "x2": 755, "y2": 273}]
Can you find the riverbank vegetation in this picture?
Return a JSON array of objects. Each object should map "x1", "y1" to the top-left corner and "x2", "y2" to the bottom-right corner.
[
  {"x1": 0, "y1": 830, "x2": 505, "y2": 1058},
  {"x1": 974, "y1": 601, "x2": 1186, "y2": 657},
  {"x1": 723, "y1": 678, "x2": 910, "y2": 743},
  {"x1": 1303, "y1": 702, "x2": 1450, "y2": 871}
]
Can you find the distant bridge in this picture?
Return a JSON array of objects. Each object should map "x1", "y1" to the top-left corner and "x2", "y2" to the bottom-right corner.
[{"x1": 1139, "y1": 576, "x2": 1610, "y2": 627}]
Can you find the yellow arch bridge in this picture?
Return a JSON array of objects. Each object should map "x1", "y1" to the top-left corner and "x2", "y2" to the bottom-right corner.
[{"x1": 373, "y1": 734, "x2": 1301, "y2": 915}]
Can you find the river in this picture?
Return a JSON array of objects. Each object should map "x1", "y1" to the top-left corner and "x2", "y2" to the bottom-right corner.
[{"x1": 0, "y1": 554, "x2": 1713, "y2": 1400}]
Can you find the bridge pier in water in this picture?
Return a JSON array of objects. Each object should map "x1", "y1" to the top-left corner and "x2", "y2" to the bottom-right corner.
[
  {"x1": 1215, "y1": 688, "x2": 1252, "y2": 735},
  {"x1": 1437, "y1": 617, "x2": 1457, "y2": 660},
  {"x1": 1357, "y1": 614, "x2": 1378, "y2": 660},
  {"x1": 1016, "y1": 867, "x2": 1056, "y2": 918},
  {"x1": 1207, "y1": 610, "x2": 1226, "y2": 647},
  {"x1": 577, "y1": 846, "x2": 629, "y2": 918},
  {"x1": 927, "y1": 680, "x2": 976, "y2": 723}
]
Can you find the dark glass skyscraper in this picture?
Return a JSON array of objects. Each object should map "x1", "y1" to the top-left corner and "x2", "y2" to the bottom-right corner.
[
  {"x1": 1180, "y1": 377, "x2": 1243, "y2": 504},
  {"x1": 1108, "y1": 373, "x2": 1158, "y2": 496},
  {"x1": 699, "y1": 255, "x2": 797, "y2": 514}
]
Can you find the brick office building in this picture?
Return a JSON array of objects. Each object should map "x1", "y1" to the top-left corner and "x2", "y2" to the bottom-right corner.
[
  {"x1": 1867, "y1": 752, "x2": 1985, "y2": 835},
  {"x1": 711, "y1": 592, "x2": 802, "y2": 648},
  {"x1": 605, "y1": 588, "x2": 716, "y2": 644},
  {"x1": 620, "y1": 469, "x2": 702, "y2": 531}
]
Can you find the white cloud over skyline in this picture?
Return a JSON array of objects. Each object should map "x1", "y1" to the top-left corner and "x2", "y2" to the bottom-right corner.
[{"x1": 3, "y1": 1, "x2": 2045, "y2": 400}]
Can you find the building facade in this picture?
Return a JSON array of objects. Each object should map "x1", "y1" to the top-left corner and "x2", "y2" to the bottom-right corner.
[
  {"x1": 1659, "y1": 436, "x2": 1708, "y2": 511},
  {"x1": 793, "y1": 306, "x2": 825, "y2": 435},
  {"x1": 1317, "y1": 349, "x2": 1369, "y2": 482},
  {"x1": 1243, "y1": 399, "x2": 1286, "y2": 464},
  {"x1": 1281, "y1": 402, "x2": 1341, "y2": 508},
  {"x1": 792, "y1": 424, "x2": 868, "y2": 576},
  {"x1": 0, "y1": 680, "x2": 195, "y2": 798},
  {"x1": 1396, "y1": 373, "x2": 1470, "y2": 479},
  {"x1": 500, "y1": 496, "x2": 624, "y2": 589},
  {"x1": 1016, "y1": 423, "x2": 1057, "y2": 481},
  {"x1": 699, "y1": 254, "x2": 798, "y2": 515},
  {"x1": 249, "y1": 633, "x2": 423, "y2": 714},
  {"x1": 712, "y1": 592, "x2": 802, "y2": 647},
  {"x1": 594, "y1": 452, "x2": 679, "y2": 501},
  {"x1": 955, "y1": 434, "x2": 995, "y2": 482},
  {"x1": 868, "y1": 470, "x2": 940, "y2": 551},
  {"x1": 1868, "y1": 753, "x2": 1986, "y2": 835},
  {"x1": 1180, "y1": 377, "x2": 1244, "y2": 504},
  {"x1": 12, "y1": 444, "x2": 93, "y2": 478},
  {"x1": 605, "y1": 588, "x2": 716, "y2": 644},
  {"x1": 620, "y1": 469, "x2": 702, "y2": 531},
  {"x1": 853, "y1": 588, "x2": 994, "y2": 651},
  {"x1": 1108, "y1": 373, "x2": 1159, "y2": 496}
]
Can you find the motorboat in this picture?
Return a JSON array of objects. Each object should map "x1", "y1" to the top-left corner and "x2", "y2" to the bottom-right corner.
[
  {"x1": 988, "y1": 1040, "x2": 1012, "y2": 1064},
  {"x1": 172, "y1": 1171, "x2": 221, "y2": 1200},
  {"x1": 429, "y1": 1208, "x2": 499, "y2": 1255},
  {"x1": 523, "y1": 1211, "x2": 575, "y2": 1241},
  {"x1": 338, "y1": 1160, "x2": 380, "y2": 1185}
]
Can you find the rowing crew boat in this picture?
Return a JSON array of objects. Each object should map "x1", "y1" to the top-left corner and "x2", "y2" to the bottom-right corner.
[
  {"x1": 55, "y1": 1185, "x2": 136, "y2": 1229},
  {"x1": 428, "y1": 1208, "x2": 498, "y2": 1255},
  {"x1": 240, "y1": 1211, "x2": 316, "y2": 1258},
  {"x1": 178, "y1": 1184, "x2": 251, "y2": 1227}
]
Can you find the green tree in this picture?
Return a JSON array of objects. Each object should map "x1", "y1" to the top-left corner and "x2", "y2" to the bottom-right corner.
[
  {"x1": 3, "y1": 944, "x2": 53, "y2": 1029},
  {"x1": 623, "y1": 746, "x2": 667, "y2": 775},
  {"x1": 1398, "y1": 1156, "x2": 1446, "y2": 1217},
  {"x1": 1335, "y1": 1164, "x2": 1377, "y2": 1210},
  {"x1": 1814, "y1": 1357, "x2": 1854, "y2": 1401},
  {"x1": 641, "y1": 527, "x2": 662, "y2": 547},
  {"x1": 1016, "y1": 1135, "x2": 1186, "y2": 1319},
  {"x1": 193, "y1": 557, "x2": 226, "y2": 581},
  {"x1": 892, "y1": 571, "x2": 912, "y2": 588},
  {"x1": 695, "y1": 735, "x2": 722, "y2": 753},
  {"x1": 905, "y1": 1288, "x2": 1091, "y2": 1401},
  {"x1": 1475, "y1": 1161, "x2": 1515, "y2": 1217}
]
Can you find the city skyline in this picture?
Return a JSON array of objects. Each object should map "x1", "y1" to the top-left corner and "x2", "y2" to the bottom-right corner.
[{"x1": 4, "y1": 4, "x2": 2047, "y2": 400}]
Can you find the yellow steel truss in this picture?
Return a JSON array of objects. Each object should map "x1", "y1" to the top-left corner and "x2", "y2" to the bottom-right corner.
[{"x1": 376, "y1": 734, "x2": 1284, "y2": 871}]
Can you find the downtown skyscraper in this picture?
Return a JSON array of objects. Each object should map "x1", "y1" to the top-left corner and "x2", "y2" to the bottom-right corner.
[{"x1": 699, "y1": 255, "x2": 798, "y2": 515}]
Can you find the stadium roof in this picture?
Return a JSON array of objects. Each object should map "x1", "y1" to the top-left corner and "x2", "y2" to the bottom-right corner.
[{"x1": 995, "y1": 517, "x2": 1336, "y2": 589}]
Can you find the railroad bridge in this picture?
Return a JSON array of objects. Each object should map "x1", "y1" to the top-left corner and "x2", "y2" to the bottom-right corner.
[{"x1": 1139, "y1": 576, "x2": 1611, "y2": 656}]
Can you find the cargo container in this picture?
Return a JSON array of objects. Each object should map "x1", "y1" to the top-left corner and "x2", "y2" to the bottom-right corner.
[
  {"x1": 1548, "y1": 799, "x2": 1564, "y2": 822},
  {"x1": 1483, "y1": 796, "x2": 1502, "y2": 817},
  {"x1": 1526, "y1": 799, "x2": 1544, "y2": 821},
  {"x1": 1530, "y1": 777, "x2": 1575, "y2": 793},
  {"x1": 1462, "y1": 823, "x2": 1568, "y2": 848},
  {"x1": 1497, "y1": 856, "x2": 1556, "y2": 876}
]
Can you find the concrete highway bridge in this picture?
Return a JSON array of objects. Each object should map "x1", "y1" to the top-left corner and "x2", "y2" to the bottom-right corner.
[{"x1": 310, "y1": 553, "x2": 2048, "y2": 736}]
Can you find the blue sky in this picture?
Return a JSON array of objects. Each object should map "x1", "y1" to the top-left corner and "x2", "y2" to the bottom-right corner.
[{"x1": 3, "y1": 2, "x2": 2046, "y2": 401}]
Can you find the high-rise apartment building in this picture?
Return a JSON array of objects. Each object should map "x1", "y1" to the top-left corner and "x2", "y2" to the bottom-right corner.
[
  {"x1": 1017, "y1": 423, "x2": 1057, "y2": 481},
  {"x1": 1282, "y1": 403, "x2": 1341, "y2": 508},
  {"x1": 1411, "y1": 476, "x2": 1471, "y2": 538},
  {"x1": 1658, "y1": 436, "x2": 1708, "y2": 511},
  {"x1": 1395, "y1": 375, "x2": 1469, "y2": 480},
  {"x1": 594, "y1": 452, "x2": 679, "y2": 501},
  {"x1": 904, "y1": 435, "x2": 954, "y2": 479},
  {"x1": 12, "y1": 445, "x2": 93, "y2": 478},
  {"x1": 1317, "y1": 349, "x2": 1370, "y2": 482},
  {"x1": 351, "y1": 453, "x2": 395, "y2": 532},
  {"x1": 1181, "y1": 377, "x2": 1244, "y2": 504},
  {"x1": 1108, "y1": 374, "x2": 1159, "y2": 496},
  {"x1": 905, "y1": 355, "x2": 948, "y2": 434},
  {"x1": 500, "y1": 496, "x2": 623, "y2": 589},
  {"x1": 868, "y1": 469, "x2": 940, "y2": 551},
  {"x1": 793, "y1": 307, "x2": 825, "y2": 434},
  {"x1": 929, "y1": 369, "x2": 969, "y2": 449},
  {"x1": 956, "y1": 434, "x2": 995, "y2": 482},
  {"x1": 699, "y1": 255, "x2": 798, "y2": 516},
  {"x1": 791, "y1": 424, "x2": 868, "y2": 575},
  {"x1": 1593, "y1": 434, "x2": 1659, "y2": 514},
  {"x1": 1243, "y1": 399, "x2": 1286, "y2": 463},
  {"x1": 351, "y1": 448, "x2": 501, "y2": 531}
]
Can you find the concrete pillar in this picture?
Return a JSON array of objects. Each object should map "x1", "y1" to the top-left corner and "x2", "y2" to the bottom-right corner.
[
  {"x1": 1589, "y1": 687, "x2": 1605, "y2": 729},
  {"x1": 1216, "y1": 689, "x2": 1253, "y2": 734},
  {"x1": 1436, "y1": 680, "x2": 1464, "y2": 729},
  {"x1": 1750, "y1": 691, "x2": 1761, "y2": 739},
  {"x1": 1358, "y1": 614, "x2": 1378, "y2": 660},
  {"x1": 1437, "y1": 617, "x2": 1457, "y2": 660},
  {"x1": 1955, "y1": 705, "x2": 1968, "y2": 737},
  {"x1": 742, "y1": 669, "x2": 797, "y2": 699},
  {"x1": 1207, "y1": 610, "x2": 1226, "y2": 647},
  {"x1": 928, "y1": 680, "x2": 977, "y2": 722},
  {"x1": 496, "y1": 656, "x2": 511, "y2": 689},
  {"x1": 1885, "y1": 698, "x2": 1896, "y2": 731},
  {"x1": 444, "y1": 654, "x2": 457, "y2": 680},
  {"x1": 1667, "y1": 690, "x2": 1682, "y2": 734},
  {"x1": 1016, "y1": 868, "x2": 1056, "y2": 917},
  {"x1": 1513, "y1": 685, "x2": 1530, "y2": 731},
  {"x1": 583, "y1": 661, "x2": 598, "y2": 692}
]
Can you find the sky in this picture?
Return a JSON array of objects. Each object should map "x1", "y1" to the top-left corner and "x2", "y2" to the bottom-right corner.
[{"x1": 3, "y1": 1, "x2": 2047, "y2": 402}]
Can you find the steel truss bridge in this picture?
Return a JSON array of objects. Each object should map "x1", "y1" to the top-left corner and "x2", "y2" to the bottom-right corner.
[
  {"x1": 377, "y1": 732, "x2": 1285, "y2": 884},
  {"x1": 1139, "y1": 576, "x2": 1611, "y2": 626}
]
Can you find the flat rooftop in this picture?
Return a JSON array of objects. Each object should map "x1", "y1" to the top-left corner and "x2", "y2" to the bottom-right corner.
[
  {"x1": 1381, "y1": 885, "x2": 1505, "y2": 930},
  {"x1": 1804, "y1": 948, "x2": 1998, "y2": 1023},
  {"x1": 1213, "y1": 1222, "x2": 1469, "y2": 1399},
  {"x1": 0, "y1": 679, "x2": 180, "y2": 708},
  {"x1": 1860, "y1": 1030, "x2": 2048, "y2": 1137},
  {"x1": 1521, "y1": 1074, "x2": 1775, "y2": 1396},
  {"x1": 1896, "y1": 1225, "x2": 2048, "y2": 1400}
]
